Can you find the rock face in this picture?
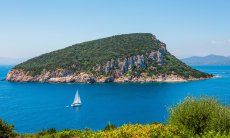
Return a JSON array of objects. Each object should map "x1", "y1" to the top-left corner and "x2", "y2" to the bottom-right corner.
[
  {"x1": 100, "y1": 46, "x2": 166, "y2": 75},
  {"x1": 6, "y1": 33, "x2": 212, "y2": 83},
  {"x1": 6, "y1": 69, "x2": 198, "y2": 83}
]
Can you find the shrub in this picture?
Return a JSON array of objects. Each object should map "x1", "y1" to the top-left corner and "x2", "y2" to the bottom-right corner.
[
  {"x1": 168, "y1": 96, "x2": 230, "y2": 135},
  {"x1": 0, "y1": 118, "x2": 16, "y2": 138},
  {"x1": 37, "y1": 128, "x2": 57, "y2": 136},
  {"x1": 103, "y1": 123, "x2": 117, "y2": 131},
  {"x1": 201, "y1": 131, "x2": 230, "y2": 138}
]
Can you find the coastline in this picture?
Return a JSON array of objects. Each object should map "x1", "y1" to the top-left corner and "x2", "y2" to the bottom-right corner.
[{"x1": 6, "y1": 69, "x2": 212, "y2": 84}]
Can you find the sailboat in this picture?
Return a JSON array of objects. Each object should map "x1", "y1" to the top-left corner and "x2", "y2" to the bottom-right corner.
[{"x1": 71, "y1": 90, "x2": 82, "y2": 107}]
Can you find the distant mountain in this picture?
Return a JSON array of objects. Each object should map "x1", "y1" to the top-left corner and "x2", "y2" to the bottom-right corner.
[
  {"x1": 0, "y1": 57, "x2": 27, "y2": 65},
  {"x1": 182, "y1": 54, "x2": 230, "y2": 65}
]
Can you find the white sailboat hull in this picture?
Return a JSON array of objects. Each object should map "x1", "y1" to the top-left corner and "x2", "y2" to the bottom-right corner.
[{"x1": 71, "y1": 103, "x2": 82, "y2": 107}]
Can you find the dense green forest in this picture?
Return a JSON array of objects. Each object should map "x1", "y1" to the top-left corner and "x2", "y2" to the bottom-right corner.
[
  {"x1": 14, "y1": 33, "x2": 160, "y2": 74},
  {"x1": 14, "y1": 33, "x2": 211, "y2": 79},
  {"x1": 1, "y1": 97, "x2": 229, "y2": 138}
]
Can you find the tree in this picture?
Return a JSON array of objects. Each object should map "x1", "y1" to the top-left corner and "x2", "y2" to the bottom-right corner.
[{"x1": 0, "y1": 118, "x2": 16, "y2": 138}]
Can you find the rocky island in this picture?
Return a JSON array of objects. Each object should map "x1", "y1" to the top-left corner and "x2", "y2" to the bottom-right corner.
[{"x1": 6, "y1": 33, "x2": 212, "y2": 83}]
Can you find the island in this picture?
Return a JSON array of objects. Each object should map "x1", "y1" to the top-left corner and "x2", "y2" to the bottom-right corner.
[{"x1": 6, "y1": 33, "x2": 212, "y2": 83}]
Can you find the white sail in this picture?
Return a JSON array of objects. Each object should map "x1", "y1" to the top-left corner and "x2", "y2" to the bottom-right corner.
[
  {"x1": 77, "y1": 93, "x2": 81, "y2": 104},
  {"x1": 73, "y1": 90, "x2": 78, "y2": 103},
  {"x1": 72, "y1": 90, "x2": 81, "y2": 106}
]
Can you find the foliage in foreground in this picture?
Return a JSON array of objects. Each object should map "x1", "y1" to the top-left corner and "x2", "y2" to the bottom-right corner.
[
  {"x1": 21, "y1": 124, "x2": 187, "y2": 138},
  {"x1": 0, "y1": 118, "x2": 16, "y2": 138},
  {"x1": 1, "y1": 97, "x2": 229, "y2": 138},
  {"x1": 169, "y1": 97, "x2": 230, "y2": 135},
  {"x1": 22, "y1": 124, "x2": 230, "y2": 138}
]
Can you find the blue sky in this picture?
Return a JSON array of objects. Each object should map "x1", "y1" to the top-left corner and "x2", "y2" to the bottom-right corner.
[{"x1": 0, "y1": 0, "x2": 230, "y2": 59}]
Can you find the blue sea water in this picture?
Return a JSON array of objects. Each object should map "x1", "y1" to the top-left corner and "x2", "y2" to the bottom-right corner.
[{"x1": 0, "y1": 65, "x2": 229, "y2": 133}]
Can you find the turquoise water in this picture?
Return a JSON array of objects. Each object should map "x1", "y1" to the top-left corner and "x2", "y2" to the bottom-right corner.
[{"x1": 0, "y1": 66, "x2": 229, "y2": 133}]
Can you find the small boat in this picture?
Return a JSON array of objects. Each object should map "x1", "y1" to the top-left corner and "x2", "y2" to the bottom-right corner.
[{"x1": 71, "y1": 90, "x2": 82, "y2": 107}]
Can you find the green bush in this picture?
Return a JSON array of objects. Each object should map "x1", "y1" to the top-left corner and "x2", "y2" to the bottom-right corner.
[
  {"x1": 103, "y1": 123, "x2": 117, "y2": 131},
  {"x1": 37, "y1": 128, "x2": 57, "y2": 136},
  {"x1": 168, "y1": 97, "x2": 230, "y2": 135},
  {"x1": 0, "y1": 118, "x2": 16, "y2": 138},
  {"x1": 201, "y1": 131, "x2": 230, "y2": 138}
]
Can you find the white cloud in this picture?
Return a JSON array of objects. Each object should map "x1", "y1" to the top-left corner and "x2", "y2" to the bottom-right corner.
[
  {"x1": 210, "y1": 39, "x2": 230, "y2": 45},
  {"x1": 211, "y1": 40, "x2": 217, "y2": 44}
]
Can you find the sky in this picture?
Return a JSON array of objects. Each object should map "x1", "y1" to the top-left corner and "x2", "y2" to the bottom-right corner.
[{"x1": 0, "y1": 0, "x2": 230, "y2": 59}]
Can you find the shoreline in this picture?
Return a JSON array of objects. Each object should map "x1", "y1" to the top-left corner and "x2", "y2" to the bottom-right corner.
[
  {"x1": 6, "y1": 76, "x2": 212, "y2": 84},
  {"x1": 6, "y1": 69, "x2": 213, "y2": 84}
]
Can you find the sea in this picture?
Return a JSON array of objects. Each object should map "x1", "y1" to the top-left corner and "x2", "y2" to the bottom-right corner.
[{"x1": 0, "y1": 65, "x2": 229, "y2": 133}]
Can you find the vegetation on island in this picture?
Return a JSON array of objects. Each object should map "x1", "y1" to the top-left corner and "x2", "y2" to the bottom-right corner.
[
  {"x1": 159, "y1": 53, "x2": 210, "y2": 78},
  {"x1": 13, "y1": 33, "x2": 211, "y2": 79},
  {"x1": 1, "y1": 97, "x2": 229, "y2": 138},
  {"x1": 15, "y1": 33, "x2": 160, "y2": 76}
]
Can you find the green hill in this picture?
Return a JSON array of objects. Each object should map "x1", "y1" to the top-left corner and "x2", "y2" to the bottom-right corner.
[{"x1": 7, "y1": 33, "x2": 212, "y2": 83}]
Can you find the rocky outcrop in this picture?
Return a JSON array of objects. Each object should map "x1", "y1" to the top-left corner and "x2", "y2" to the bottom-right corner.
[
  {"x1": 6, "y1": 68, "x2": 195, "y2": 83},
  {"x1": 99, "y1": 45, "x2": 166, "y2": 76},
  {"x1": 6, "y1": 70, "x2": 96, "y2": 83}
]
